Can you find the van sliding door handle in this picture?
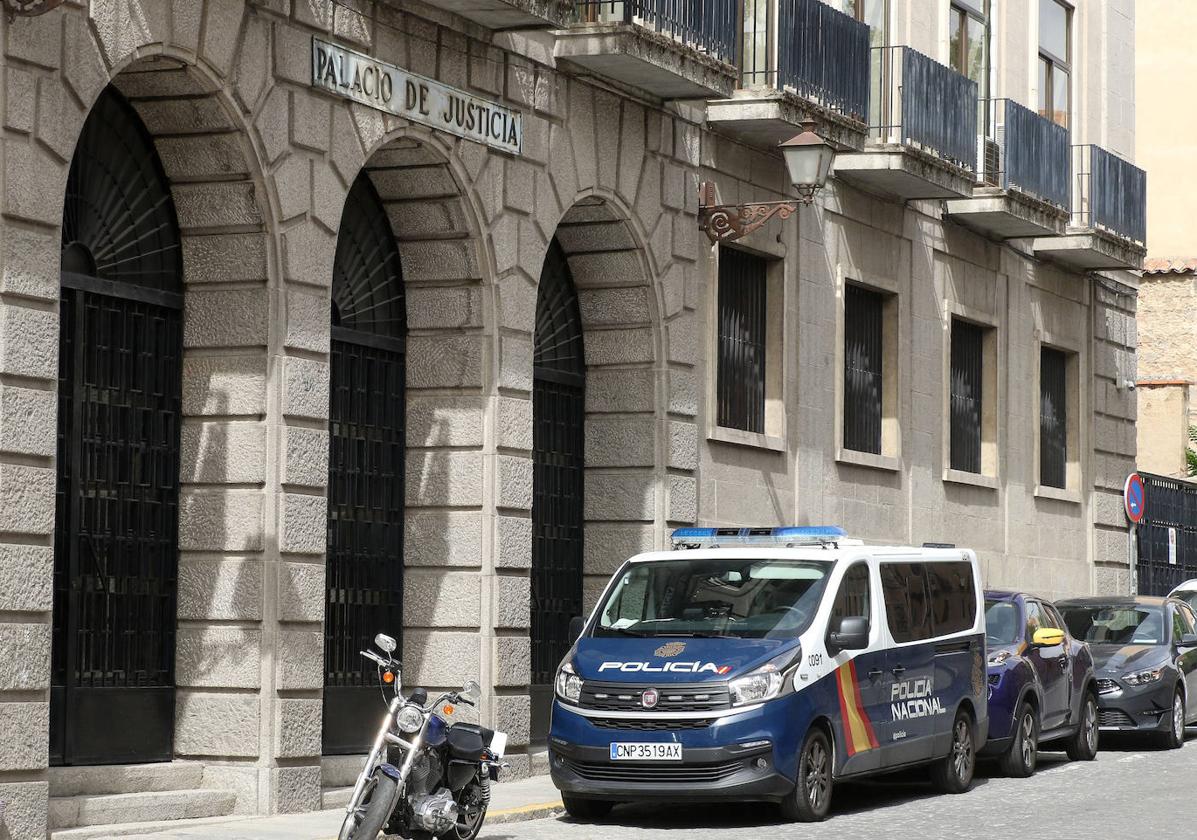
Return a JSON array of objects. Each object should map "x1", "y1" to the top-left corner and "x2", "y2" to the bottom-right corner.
[
  {"x1": 867, "y1": 669, "x2": 883, "y2": 679},
  {"x1": 891, "y1": 665, "x2": 906, "y2": 675}
]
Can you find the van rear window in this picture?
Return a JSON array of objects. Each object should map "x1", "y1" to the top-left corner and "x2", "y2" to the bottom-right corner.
[{"x1": 881, "y1": 561, "x2": 976, "y2": 643}]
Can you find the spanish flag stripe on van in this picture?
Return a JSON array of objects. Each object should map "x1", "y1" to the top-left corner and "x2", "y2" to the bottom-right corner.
[{"x1": 835, "y1": 660, "x2": 879, "y2": 756}]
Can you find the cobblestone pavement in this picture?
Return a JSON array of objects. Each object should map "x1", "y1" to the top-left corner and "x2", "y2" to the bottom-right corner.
[{"x1": 484, "y1": 734, "x2": 1197, "y2": 839}]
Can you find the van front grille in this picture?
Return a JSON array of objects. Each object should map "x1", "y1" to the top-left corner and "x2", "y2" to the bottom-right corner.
[
  {"x1": 578, "y1": 681, "x2": 731, "y2": 713},
  {"x1": 563, "y1": 758, "x2": 743, "y2": 784},
  {"x1": 588, "y1": 717, "x2": 712, "y2": 731}
]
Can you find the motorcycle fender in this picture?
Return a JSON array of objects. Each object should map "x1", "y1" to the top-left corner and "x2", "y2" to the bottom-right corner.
[{"x1": 378, "y1": 763, "x2": 403, "y2": 782}]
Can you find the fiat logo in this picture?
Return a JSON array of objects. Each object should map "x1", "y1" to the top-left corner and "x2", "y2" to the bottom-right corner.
[{"x1": 641, "y1": 688, "x2": 659, "y2": 709}]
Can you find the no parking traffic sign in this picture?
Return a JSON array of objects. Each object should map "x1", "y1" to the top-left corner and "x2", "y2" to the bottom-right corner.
[{"x1": 1124, "y1": 473, "x2": 1146, "y2": 524}]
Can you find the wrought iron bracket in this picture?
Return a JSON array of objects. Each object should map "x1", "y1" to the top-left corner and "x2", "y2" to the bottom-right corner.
[{"x1": 697, "y1": 181, "x2": 817, "y2": 244}]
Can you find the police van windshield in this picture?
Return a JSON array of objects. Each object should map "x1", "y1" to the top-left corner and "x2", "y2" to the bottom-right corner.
[{"x1": 595, "y1": 557, "x2": 833, "y2": 640}]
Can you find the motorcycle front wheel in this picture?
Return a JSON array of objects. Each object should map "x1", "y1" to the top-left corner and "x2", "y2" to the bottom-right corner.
[{"x1": 339, "y1": 772, "x2": 397, "y2": 840}]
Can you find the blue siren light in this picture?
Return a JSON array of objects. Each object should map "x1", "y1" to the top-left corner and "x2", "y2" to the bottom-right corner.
[{"x1": 669, "y1": 525, "x2": 847, "y2": 548}]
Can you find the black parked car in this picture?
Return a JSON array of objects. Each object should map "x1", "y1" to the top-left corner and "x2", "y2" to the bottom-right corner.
[{"x1": 1055, "y1": 596, "x2": 1197, "y2": 748}]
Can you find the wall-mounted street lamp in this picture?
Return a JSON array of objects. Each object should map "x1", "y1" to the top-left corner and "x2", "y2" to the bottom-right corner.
[{"x1": 697, "y1": 120, "x2": 836, "y2": 244}]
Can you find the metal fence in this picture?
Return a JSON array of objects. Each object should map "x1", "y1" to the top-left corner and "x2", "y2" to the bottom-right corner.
[
  {"x1": 765, "y1": 0, "x2": 870, "y2": 121},
  {"x1": 982, "y1": 98, "x2": 1069, "y2": 208},
  {"x1": 1071, "y1": 144, "x2": 1147, "y2": 244},
  {"x1": 872, "y1": 46, "x2": 977, "y2": 172},
  {"x1": 1136, "y1": 473, "x2": 1197, "y2": 597},
  {"x1": 577, "y1": 0, "x2": 737, "y2": 65}
]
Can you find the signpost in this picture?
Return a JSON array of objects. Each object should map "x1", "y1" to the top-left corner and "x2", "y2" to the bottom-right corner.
[{"x1": 1125, "y1": 472, "x2": 1146, "y2": 595}]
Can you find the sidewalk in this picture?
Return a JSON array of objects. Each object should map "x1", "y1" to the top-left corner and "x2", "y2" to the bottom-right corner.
[{"x1": 108, "y1": 775, "x2": 562, "y2": 840}]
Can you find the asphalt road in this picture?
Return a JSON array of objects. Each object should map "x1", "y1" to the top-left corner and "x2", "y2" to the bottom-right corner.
[{"x1": 485, "y1": 733, "x2": 1197, "y2": 839}]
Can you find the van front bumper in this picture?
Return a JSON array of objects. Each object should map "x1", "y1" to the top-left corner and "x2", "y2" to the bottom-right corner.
[{"x1": 548, "y1": 696, "x2": 811, "y2": 803}]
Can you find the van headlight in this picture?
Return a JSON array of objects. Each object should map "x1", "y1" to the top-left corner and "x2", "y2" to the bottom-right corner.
[
  {"x1": 728, "y1": 649, "x2": 800, "y2": 707},
  {"x1": 396, "y1": 704, "x2": 424, "y2": 734},
  {"x1": 555, "y1": 661, "x2": 582, "y2": 703}
]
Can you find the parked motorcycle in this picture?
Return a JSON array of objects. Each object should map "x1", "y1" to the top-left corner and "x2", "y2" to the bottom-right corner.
[{"x1": 339, "y1": 633, "x2": 508, "y2": 840}]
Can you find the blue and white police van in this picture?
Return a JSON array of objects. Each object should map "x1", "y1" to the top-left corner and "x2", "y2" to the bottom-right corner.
[{"x1": 548, "y1": 526, "x2": 987, "y2": 822}]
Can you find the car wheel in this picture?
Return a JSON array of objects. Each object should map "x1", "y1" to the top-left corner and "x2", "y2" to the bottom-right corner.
[
  {"x1": 561, "y1": 796, "x2": 614, "y2": 821},
  {"x1": 999, "y1": 702, "x2": 1039, "y2": 777},
  {"x1": 779, "y1": 728, "x2": 833, "y2": 822},
  {"x1": 1160, "y1": 687, "x2": 1186, "y2": 750},
  {"x1": 931, "y1": 709, "x2": 975, "y2": 794},
  {"x1": 1065, "y1": 691, "x2": 1099, "y2": 761}
]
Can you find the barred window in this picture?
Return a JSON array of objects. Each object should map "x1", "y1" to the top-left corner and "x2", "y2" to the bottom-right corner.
[
  {"x1": 717, "y1": 247, "x2": 767, "y2": 433},
  {"x1": 949, "y1": 319, "x2": 984, "y2": 473},
  {"x1": 843, "y1": 285, "x2": 884, "y2": 455},
  {"x1": 1040, "y1": 347, "x2": 1068, "y2": 489}
]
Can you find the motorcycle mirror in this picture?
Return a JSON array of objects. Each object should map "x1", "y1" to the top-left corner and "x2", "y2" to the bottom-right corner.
[
  {"x1": 461, "y1": 680, "x2": 481, "y2": 703},
  {"x1": 374, "y1": 633, "x2": 397, "y2": 654}
]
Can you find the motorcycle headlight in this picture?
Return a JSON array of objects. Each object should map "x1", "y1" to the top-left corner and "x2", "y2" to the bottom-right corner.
[
  {"x1": 728, "y1": 648, "x2": 800, "y2": 707},
  {"x1": 396, "y1": 703, "x2": 424, "y2": 734},
  {"x1": 555, "y1": 661, "x2": 582, "y2": 703},
  {"x1": 1124, "y1": 667, "x2": 1166, "y2": 686}
]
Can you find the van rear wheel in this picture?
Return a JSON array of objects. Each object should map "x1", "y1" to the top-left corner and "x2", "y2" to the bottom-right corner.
[
  {"x1": 779, "y1": 728, "x2": 833, "y2": 822},
  {"x1": 931, "y1": 710, "x2": 975, "y2": 794}
]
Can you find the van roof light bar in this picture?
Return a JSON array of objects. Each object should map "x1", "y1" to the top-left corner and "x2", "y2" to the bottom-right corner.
[{"x1": 670, "y1": 525, "x2": 849, "y2": 550}]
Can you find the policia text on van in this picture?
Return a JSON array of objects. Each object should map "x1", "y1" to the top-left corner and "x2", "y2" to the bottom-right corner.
[{"x1": 547, "y1": 527, "x2": 988, "y2": 822}]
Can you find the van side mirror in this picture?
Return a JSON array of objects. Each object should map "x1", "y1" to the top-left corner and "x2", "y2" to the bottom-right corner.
[
  {"x1": 828, "y1": 616, "x2": 869, "y2": 654},
  {"x1": 568, "y1": 615, "x2": 585, "y2": 642},
  {"x1": 1181, "y1": 633, "x2": 1197, "y2": 648}
]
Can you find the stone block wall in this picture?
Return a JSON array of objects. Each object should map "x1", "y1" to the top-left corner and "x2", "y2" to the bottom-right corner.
[{"x1": 0, "y1": 0, "x2": 1139, "y2": 836}]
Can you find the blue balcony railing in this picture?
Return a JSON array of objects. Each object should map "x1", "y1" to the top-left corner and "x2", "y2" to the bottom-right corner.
[
  {"x1": 743, "y1": 0, "x2": 871, "y2": 122},
  {"x1": 577, "y1": 0, "x2": 737, "y2": 65},
  {"x1": 981, "y1": 99, "x2": 1069, "y2": 208},
  {"x1": 1071, "y1": 144, "x2": 1147, "y2": 244},
  {"x1": 872, "y1": 46, "x2": 977, "y2": 172}
]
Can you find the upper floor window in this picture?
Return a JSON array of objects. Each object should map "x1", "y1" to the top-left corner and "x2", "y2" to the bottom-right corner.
[
  {"x1": 949, "y1": 319, "x2": 984, "y2": 474},
  {"x1": 950, "y1": 0, "x2": 989, "y2": 120},
  {"x1": 843, "y1": 284, "x2": 884, "y2": 455},
  {"x1": 1039, "y1": 346, "x2": 1069, "y2": 489},
  {"x1": 1038, "y1": 0, "x2": 1071, "y2": 129},
  {"x1": 716, "y1": 247, "x2": 768, "y2": 434}
]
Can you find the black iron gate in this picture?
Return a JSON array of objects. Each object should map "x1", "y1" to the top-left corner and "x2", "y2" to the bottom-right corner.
[
  {"x1": 1136, "y1": 472, "x2": 1197, "y2": 596},
  {"x1": 323, "y1": 174, "x2": 407, "y2": 755},
  {"x1": 531, "y1": 239, "x2": 585, "y2": 740},
  {"x1": 51, "y1": 87, "x2": 183, "y2": 766}
]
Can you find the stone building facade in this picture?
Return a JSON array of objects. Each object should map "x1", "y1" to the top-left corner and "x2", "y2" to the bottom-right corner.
[{"x1": 0, "y1": 0, "x2": 1141, "y2": 836}]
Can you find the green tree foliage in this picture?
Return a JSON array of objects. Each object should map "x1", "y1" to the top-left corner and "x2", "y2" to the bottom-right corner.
[{"x1": 1188, "y1": 425, "x2": 1197, "y2": 477}]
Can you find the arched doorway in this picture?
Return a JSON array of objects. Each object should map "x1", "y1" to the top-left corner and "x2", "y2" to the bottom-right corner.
[
  {"x1": 322, "y1": 173, "x2": 407, "y2": 754},
  {"x1": 530, "y1": 238, "x2": 585, "y2": 738},
  {"x1": 51, "y1": 87, "x2": 184, "y2": 766}
]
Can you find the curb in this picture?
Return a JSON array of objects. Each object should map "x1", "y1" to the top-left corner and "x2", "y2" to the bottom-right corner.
[{"x1": 487, "y1": 801, "x2": 565, "y2": 824}]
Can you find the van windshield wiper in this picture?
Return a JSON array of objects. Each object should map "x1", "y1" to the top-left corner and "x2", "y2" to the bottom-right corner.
[{"x1": 602, "y1": 627, "x2": 649, "y2": 637}]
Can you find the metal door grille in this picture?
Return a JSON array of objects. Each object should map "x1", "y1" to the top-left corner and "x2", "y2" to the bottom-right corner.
[
  {"x1": 324, "y1": 174, "x2": 406, "y2": 754},
  {"x1": 532, "y1": 239, "x2": 585, "y2": 687},
  {"x1": 716, "y1": 247, "x2": 767, "y2": 434},
  {"x1": 52, "y1": 86, "x2": 183, "y2": 766},
  {"x1": 843, "y1": 284, "x2": 883, "y2": 455},
  {"x1": 1136, "y1": 473, "x2": 1197, "y2": 596},
  {"x1": 1039, "y1": 347, "x2": 1068, "y2": 489},
  {"x1": 949, "y1": 319, "x2": 983, "y2": 473}
]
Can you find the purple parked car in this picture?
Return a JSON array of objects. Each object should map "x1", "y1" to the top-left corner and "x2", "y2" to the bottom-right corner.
[{"x1": 980, "y1": 591, "x2": 1099, "y2": 776}]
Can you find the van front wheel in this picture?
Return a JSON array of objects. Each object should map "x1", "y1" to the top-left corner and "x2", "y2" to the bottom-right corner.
[
  {"x1": 931, "y1": 710, "x2": 975, "y2": 794},
  {"x1": 779, "y1": 728, "x2": 833, "y2": 822}
]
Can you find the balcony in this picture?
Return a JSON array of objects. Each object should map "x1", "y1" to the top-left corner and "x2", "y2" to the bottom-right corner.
[
  {"x1": 554, "y1": 0, "x2": 738, "y2": 100},
  {"x1": 398, "y1": 0, "x2": 569, "y2": 29},
  {"x1": 945, "y1": 99, "x2": 1070, "y2": 238},
  {"x1": 706, "y1": 0, "x2": 871, "y2": 151},
  {"x1": 1032, "y1": 145, "x2": 1147, "y2": 270},
  {"x1": 832, "y1": 46, "x2": 978, "y2": 200}
]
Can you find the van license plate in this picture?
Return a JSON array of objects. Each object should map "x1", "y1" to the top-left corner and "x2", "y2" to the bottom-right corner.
[{"x1": 609, "y1": 743, "x2": 682, "y2": 761}]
